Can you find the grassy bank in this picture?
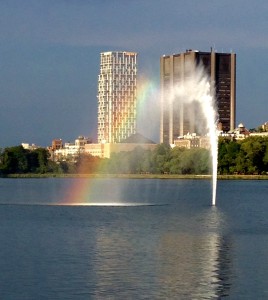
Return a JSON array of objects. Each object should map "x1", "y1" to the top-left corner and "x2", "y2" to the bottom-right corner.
[{"x1": 2, "y1": 173, "x2": 268, "y2": 180}]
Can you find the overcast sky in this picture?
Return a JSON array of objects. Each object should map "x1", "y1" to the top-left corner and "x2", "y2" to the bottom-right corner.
[{"x1": 1, "y1": 0, "x2": 268, "y2": 146}]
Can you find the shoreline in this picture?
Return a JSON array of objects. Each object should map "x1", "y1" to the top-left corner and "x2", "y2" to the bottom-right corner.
[{"x1": 1, "y1": 173, "x2": 268, "y2": 180}]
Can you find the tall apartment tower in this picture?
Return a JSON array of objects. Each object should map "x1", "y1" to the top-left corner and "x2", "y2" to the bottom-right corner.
[
  {"x1": 97, "y1": 51, "x2": 137, "y2": 143},
  {"x1": 160, "y1": 49, "x2": 236, "y2": 144}
]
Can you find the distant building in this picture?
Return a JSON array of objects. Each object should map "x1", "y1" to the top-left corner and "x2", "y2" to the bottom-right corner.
[
  {"x1": 218, "y1": 122, "x2": 268, "y2": 139},
  {"x1": 51, "y1": 136, "x2": 91, "y2": 161},
  {"x1": 51, "y1": 139, "x2": 63, "y2": 150},
  {"x1": 160, "y1": 49, "x2": 236, "y2": 144},
  {"x1": 227, "y1": 123, "x2": 250, "y2": 140},
  {"x1": 84, "y1": 143, "x2": 105, "y2": 158},
  {"x1": 75, "y1": 136, "x2": 92, "y2": 148},
  {"x1": 21, "y1": 143, "x2": 39, "y2": 150},
  {"x1": 174, "y1": 133, "x2": 211, "y2": 150},
  {"x1": 85, "y1": 133, "x2": 156, "y2": 158},
  {"x1": 173, "y1": 123, "x2": 257, "y2": 149},
  {"x1": 97, "y1": 51, "x2": 137, "y2": 144},
  {"x1": 250, "y1": 132, "x2": 268, "y2": 138},
  {"x1": 261, "y1": 121, "x2": 268, "y2": 132}
]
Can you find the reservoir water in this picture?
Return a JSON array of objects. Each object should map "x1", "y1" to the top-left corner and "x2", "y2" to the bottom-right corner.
[{"x1": 0, "y1": 178, "x2": 267, "y2": 299}]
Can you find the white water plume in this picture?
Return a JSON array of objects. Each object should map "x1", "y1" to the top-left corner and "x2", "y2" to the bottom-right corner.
[{"x1": 173, "y1": 63, "x2": 218, "y2": 205}]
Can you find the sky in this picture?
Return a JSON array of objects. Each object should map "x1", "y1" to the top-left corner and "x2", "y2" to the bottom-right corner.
[{"x1": 1, "y1": 0, "x2": 268, "y2": 147}]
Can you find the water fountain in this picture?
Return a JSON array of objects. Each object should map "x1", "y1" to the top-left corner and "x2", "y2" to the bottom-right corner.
[{"x1": 173, "y1": 62, "x2": 218, "y2": 205}]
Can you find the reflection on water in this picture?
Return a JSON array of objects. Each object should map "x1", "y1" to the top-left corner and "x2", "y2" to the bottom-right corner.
[
  {"x1": 156, "y1": 233, "x2": 232, "y2": 299},
  {"x1": 158, "y1": 233, "x2": 215, "y2": 298},
  {"x1": 1, "y1": 179, "x2": 268, "y2": 299},
  {"x1": 83, "y1": 207, "x2": 233, "y2": 299},
  {"x1": 217, "y1": 236, "x2": 233, "y2": 298}
]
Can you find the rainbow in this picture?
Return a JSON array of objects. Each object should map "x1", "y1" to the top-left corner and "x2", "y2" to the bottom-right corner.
[
  {"x1": 137, "y1": 76, "x2": 159, "y2": 117},
  {"x1": 62, "y1": 77, "x2": 159, "y2": 205}
]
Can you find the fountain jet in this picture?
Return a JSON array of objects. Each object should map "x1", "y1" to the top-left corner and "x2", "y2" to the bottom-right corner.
[{"x1": 173, "y1": 62, "x2": 218, "y2": 205}]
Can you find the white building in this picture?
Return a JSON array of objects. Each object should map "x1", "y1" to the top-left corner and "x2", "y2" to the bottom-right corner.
[
  {"x1": 173, "y1": 133, "x2": 211, "y2": 150},
  {"x1": 97, "y1": 51, "x2": 137, "y2": 144},
  {"x1": 21, "y1": 143, "x2": 39, "y2": 150},
  {"x1": 85, "y1": 133, "x2": 156, "y2": 158},
  {"x1": 261, "y1": 121, "x2": 268, "y2": 132},
  {"x1": 219, "y1": 123, "x2": 250, "y2": 140},
  {"x1": 53, "y1": 136, "x2": 91, "y2": 161}
]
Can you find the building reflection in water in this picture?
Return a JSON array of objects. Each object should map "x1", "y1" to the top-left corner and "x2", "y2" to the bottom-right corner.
[
  {"x1": 88, "y1": 208, "x2": 233, "y2": 299},
  {"x1": 156, "y1": 208, "x2": 233, "y2": 298},
  {"x1": 156, "y1": 232, "x2": 232, "y2": 298}
]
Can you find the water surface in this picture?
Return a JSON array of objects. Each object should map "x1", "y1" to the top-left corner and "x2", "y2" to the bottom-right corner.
[{"x1": 0, "y1": 178, "x2": 267, "y2": 299}]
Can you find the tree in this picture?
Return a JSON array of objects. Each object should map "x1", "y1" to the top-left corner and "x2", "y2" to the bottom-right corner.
[
  {"x1": 152, "y1": 144, "x2": 171, "y2": 173},
  {"x1": 218, "y1": 138, "x2": 240, "y2": 174},
  {"x1": 168, "y1": 147, "x2": 185, "y2": 174},
  {"x1": 0, "y1": 146, "x2": 52, "y2": 174},
  {"x1": 0, "y1": 146, "x2": 29, "y2": 173},
  {"x1": 75, "y1": 153, "x2": 101, "y2": 173},
  {"x1": 239, "y1": 137, "x2": 266, "y2": 174},
  {"x1": 35, "y1": 148, "x2": 49, "y2": 173},
  {"x1": 177, "y1": 148, "x2": 209, "y2": 174}
]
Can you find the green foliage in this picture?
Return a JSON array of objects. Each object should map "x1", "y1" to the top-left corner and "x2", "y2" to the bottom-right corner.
[
  {"x1": 1, "y1": 137, "x2": 268, "y2": 175},
  {"x1": 218, "y1": 137, "x2": 268, "y2": 175},
  {"x1": 0, "y1": 146, "x2": 55, "y2": 174},
  {"x1": 0, "y1": 146, "x2": 28, "y2": 174},
  {"x1": 103, "y1": 147, "x2": 149, "y2": 174},
  {"x1": 96, "y1": 144, "x2": 210, "y2": 175},
  {"x1": 75, "y1": 154, "x2": 102, "y2": 174},
  {"x1": 218, "y1": 138, "x2": 240, "y2": 174},
  {"x1": 239, "y1": 137, "x2": 267, "y2": 174}
]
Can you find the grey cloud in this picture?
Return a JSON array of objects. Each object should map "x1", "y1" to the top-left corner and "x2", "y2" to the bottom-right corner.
[{"x1": 1, "y1": 0, "x2": 268, "y2": 50}]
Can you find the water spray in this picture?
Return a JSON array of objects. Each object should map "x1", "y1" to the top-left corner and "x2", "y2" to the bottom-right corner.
[{"x1": 173, "y1": 63, "x2": 218, "y2": 205}]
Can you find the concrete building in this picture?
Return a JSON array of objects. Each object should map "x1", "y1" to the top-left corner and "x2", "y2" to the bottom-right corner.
[
  {"x1": 97, "y1": 51, "x2": 137, "y2": 144},
  {"x1": 85, "y1": 133, "x2": 156, "y2": 158},
  {"x1": 21, "y1": 143, "x2": 39, "y2": 150},
  {"x1": 227, "y1": 123, "x2": 250, "y2": 140},
  {"x1": 52, "y1": 136, "x2": 91, "y2": 161},
  {"x1": 51, "y1": 139, "x2": 63, "y2": 150},
  {"x1": 160, "y1": 49, "x2": 236, "y2": 144},
  {"x1": 261, "y1": 121, "x2": 268, "y2": 132},
  {"x1": 174, "y1": 134, "x2": 211, "y2": 150},
  {"x1": 249, "y1": 132, "x2": 268, "y2": 138}
]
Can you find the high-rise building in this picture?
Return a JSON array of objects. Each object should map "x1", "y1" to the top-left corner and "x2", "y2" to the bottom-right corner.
[
  {"x1": 160, "y1": 49, "x2": 236, "y2": 144},
  {"x1": 97, "y1": 51, "x2": 137, "y2": 143}
]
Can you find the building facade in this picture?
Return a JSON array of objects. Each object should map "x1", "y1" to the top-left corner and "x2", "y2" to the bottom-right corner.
[
  {"x1": 97, "y1": 51, "x2": 137, "y2": 143},
  {"x1": 51, "y1": 139, "x2": 63, "y2": 150},
  {"x1": 85, "y1": 141, "x2": 156, "y2": 159},
  {"x1": 51, "y1": 136, "x2": 91, "y2": 161},
  {"x1": 160, "y1": 49, "x2": 236, "y2": 144}
]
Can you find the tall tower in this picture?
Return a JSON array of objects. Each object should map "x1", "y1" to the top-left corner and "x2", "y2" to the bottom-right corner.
[
  {"x1": 160, "y1": 49, "x2": 236, "y2": 144},
  {"x1": 97, "y1": 51, "x2": 137, "y2": 143}
]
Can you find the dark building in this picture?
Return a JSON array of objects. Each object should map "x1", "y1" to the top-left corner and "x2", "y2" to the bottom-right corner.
[{"x1": 160, "y1": 49, "x2": 236, "y2": 144}]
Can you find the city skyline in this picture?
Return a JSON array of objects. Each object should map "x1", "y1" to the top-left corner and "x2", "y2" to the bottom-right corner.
[{"x1": 1, "y1": 1, "x2": 268, "y2": 147}]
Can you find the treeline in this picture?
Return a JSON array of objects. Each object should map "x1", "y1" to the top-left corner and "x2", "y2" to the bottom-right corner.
[
  {"x1": 0, "y1": 145, "x2": 99, "y2": 175},
  {"x1": 1, "y1": 136, "x2": 268, "y2": 175},
  {"x1": 218, "y1": 136, "x2": 268, "y2": 175},
  {"x1": 0, "y1": 144, "x2": 211, "y2": 175},
  {"x1": 0, "y1": 146, "x2": 57, "y2": 174},
  {"x1": 97, "y1": 144, "x2": 211, "y2": 175}
]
